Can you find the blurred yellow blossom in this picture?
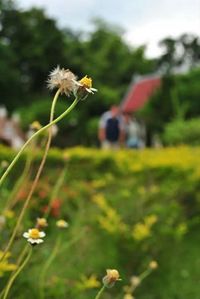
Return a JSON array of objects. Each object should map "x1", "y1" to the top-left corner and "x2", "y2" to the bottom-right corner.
[
  {"x1": 149, "y1": 260, "x2": 158, "y2": 270},
  {"x1": 76, "y1": 274, "x2": 101, "y2": 290},
  {"x1": 0, "y1": 251, "x2": 17, "y2": 277},
  {"x1": 56, "y1": 219, "x2": 68, "y2": 228},
  {"x1": 3, "y1": 210, "x2": 15, "y2": 219},
  {"x1": 132, "y1": 223, "x2": 151, "y2": 241},
  {"x1": 124, "y1": 294, "x2": 135, "y2": 299}
]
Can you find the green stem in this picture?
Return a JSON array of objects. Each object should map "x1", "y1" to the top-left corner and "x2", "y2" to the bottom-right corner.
[
  {"x1": 0, "y1": 95, "x2": 79, "y2": 263},
  {"x1": 2, "y1": 246, "x2": 32, "y2": 299},
  {"x1": 39, "y1": 228, "x2": 86, "y2": 299},
  {"x1": 0, "y1": 94, "x2": 79, "y2": 188},
  {"x1": 95, "y1": 285, "x2": 106, "y2": 299},
  {"x1": 0, "y1": 89, "x2": 58, "y2": 262},
  {"x1": 0, "y1": 245, "x2": 29, "y2": 299},
  {"x1": 39, "y1": 236, "x2": 61, "y2": 299},
  {"x1": 139, "y1": 268, "x2": 151, "y2": 281},
  {"x1": 3, "y1": 149, "x2": 32, "y2": 212},
  {"x1": 44, "y1": 164, "x2": 68, "y2": 218}
]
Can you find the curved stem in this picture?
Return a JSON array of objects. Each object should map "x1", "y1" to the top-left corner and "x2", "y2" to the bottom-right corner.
[
  {"x1": 39, "y1": 236, "x2": 61, "y2": 299},
  {"x1": 3, "y1": 150, "x2": 32, "y2": 212},
  {"x1": 0, "y1": 90, "x2": 64, "y2": 262},
  {"x1": 0, "y1": 245, "x2": 29, "y2": 299},
  {"x1": 95, "y1": 285, "x2": 106, "y2": 299},
  {"x1": 0, "y1": 95, "x2": 79, "y2": 188},
  {"x1": 2, "y1": 246, "x2": 32, "y2": 299},
  {"x1": 139, "y1": 268, "x2": 151, "y2": 281}
]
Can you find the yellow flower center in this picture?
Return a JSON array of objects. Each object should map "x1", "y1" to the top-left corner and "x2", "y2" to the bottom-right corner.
[
  {"x1": 29, "y1": 229, "x2": 40, "y2": 239},
  {"x1": 79, "y1": 76, "x2": 92, "y2": 89}
]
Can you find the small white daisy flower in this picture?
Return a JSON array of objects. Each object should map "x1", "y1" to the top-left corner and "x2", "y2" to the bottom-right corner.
[
  {"x1": 47, "y1": 66, "x2": 77, "y2": 96},
  {"x1": 75, "y1": 75, "x2": 97, "y2": 94},
  {"x1": 23, "y1": 228, "x2": 46, "y2": 245},
  {"x1": 56, "y1": 219, "x2": 69, "y2": 228}
]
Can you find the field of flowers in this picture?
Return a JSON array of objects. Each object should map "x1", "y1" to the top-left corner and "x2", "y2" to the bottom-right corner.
[{"x1": 0, "y1": 145, "x2": 200, "y2": 299}]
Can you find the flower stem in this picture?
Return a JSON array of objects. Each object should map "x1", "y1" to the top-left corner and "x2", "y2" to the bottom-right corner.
[
  {"x1": 44, "y1": 164, "x2": 68, "y2": 218},
  {"x1": 0, "y1": 244, "x2": 29, "y2": 298},
  {"x1": 3, "y1": 149, "x2": 32, "y2": 212},
  {"x1": 0, "y1": 94, "x2": 79, "y2": 188},
  {"x1": 0, "y1": 92, "x2": 78, "y2": 263},
  {"x1": 39, "y1": 236, "x2": 61, "y2": 299},
  {"x1": 139, "y1": 268, "x2": 151, "y2": 281},
  {"x1": 95, "y1": 285, "x2": 106, "y2": 299},
  {"x1": 2, "y1": 246, "x2": 32, "y2": 299}
]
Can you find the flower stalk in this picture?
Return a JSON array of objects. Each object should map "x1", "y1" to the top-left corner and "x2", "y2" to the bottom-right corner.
[
  {"x1": 2, "y1": 246, "x2": 33, "y2": 299},
  {"x1": 94, "y1": 285, "x2": 106, "y2": 299},
  {"x1": 0, "y1": 92, "x2": 79, "y2": 188}
]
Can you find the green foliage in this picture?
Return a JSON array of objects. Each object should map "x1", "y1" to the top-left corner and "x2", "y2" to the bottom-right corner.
[
  {"x1": 0, "y1": 4, "x2": 155, "y2": 145},
  {"x1": 0, "y1": 146, "x2": 200, "y2": 298},
  {"x1": 140, "y1": 68, "x2": 200, "y2": 139},
  {"x1": 163, "y1": 117, "x2": 200, "y2": 145}
]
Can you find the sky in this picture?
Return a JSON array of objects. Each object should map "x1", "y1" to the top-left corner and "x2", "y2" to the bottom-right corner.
[{"x1": 16, "y1": 0, "x2": 200, "y2": 58}]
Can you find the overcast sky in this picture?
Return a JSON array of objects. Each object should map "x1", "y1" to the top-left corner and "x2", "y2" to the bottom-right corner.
[{"x1": 16, "y1": 0, "x2": 200, "y2": 58}]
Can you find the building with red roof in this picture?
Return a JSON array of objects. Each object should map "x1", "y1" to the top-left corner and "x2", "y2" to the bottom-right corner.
[{"x1": 122, "y1": 75, "x2": 161, "y2": 113}]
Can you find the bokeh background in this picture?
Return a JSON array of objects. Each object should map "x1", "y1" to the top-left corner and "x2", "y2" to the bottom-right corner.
[{"x1": 0, "y1": 1, "x2": 200, "y2": 299}]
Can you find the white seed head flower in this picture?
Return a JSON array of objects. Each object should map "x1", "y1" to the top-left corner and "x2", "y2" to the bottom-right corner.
[
  {"x1": 23, "y1": 228, "x2": 46, "y2": 245},
  {"x1": 47, "y1": 66, "x2": 77, "y2": 96},
  {"x1": 56, "y1": 219, "x2": 69, "y2": 228}
]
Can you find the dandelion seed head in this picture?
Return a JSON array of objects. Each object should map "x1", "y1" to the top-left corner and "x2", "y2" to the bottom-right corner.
[{"x1": 47, "y1": 66, "x2": 76, "y2": 96}]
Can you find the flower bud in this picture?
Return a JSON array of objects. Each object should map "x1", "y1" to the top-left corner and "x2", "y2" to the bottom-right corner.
[{"x1": 102, "y1": 269, "x2": 121, "y2": 288}]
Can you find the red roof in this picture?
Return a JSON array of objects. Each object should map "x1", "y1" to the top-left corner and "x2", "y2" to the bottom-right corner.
[{"x1": 122, "y1": 77, "x2": 161, "y2": 113}]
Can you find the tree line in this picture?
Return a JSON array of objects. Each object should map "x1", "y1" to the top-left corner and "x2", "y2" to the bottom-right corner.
[{"x1": 0, "y1": 0, "x2": 200, "y2": 145}]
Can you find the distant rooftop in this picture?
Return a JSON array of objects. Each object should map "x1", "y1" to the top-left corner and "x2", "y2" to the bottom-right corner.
[{"x1": 122, "y1": 75, "x2": 161, "y2": 113}]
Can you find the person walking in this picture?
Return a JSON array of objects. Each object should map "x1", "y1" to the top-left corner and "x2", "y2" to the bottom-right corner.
[{"x1": 98, "y1": 105, "x2": 125, "y2": 149}]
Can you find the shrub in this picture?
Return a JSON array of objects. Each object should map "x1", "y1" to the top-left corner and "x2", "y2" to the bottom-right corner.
[{"x1": 163, "y1": 118, "x2": 200, "y2": 145}]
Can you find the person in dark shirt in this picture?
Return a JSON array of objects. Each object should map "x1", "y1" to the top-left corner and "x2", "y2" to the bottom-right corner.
[{"x1": 98, "y1": 105, "x2": 125, "y2": 149}]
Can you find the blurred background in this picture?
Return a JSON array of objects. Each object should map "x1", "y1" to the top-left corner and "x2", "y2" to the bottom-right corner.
[
  {"x1": 1, "y1": 2, "x2": 200, "y2": 299},
  {"x1": 0, "y1": 0, "x2": 200, "y2": 148}
]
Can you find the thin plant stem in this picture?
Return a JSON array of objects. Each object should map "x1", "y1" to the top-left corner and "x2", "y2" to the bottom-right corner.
[
  {"x1": 0, "y1": 90, "x2": 63, "y2": 262},
  {"x1": 0, "y1": 244, "x2": 29, "y2": 298},
  {"x1": 39, "y1": 235, "x2": 61, "y2": 299},
  {"x1": 39, "y1": 228, "x2": 86, "y2": 299},
  {"x1": 2, "y1": 246, "x2": 32, "y2": 299},
  {"x1": 0, "y1": 95, "x2": 79, "y2": 188},
  {"x1": 139, "y1": 268, "x2": 151, "y2": 281},
  {"x1": 94, "y1": 285, "x2": 106, "y2": 299},
  {"x1": 44, "y1": 164, "x2": 68, "y2": 218},
  {"x1": 3, "y1": 150, "x2": 32, "y2": 212}
]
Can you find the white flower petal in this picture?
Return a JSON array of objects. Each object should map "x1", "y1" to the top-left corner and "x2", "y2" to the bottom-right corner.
[
  {"x1": 86, "y1": 88, "x2": 93, "y2": 93},
  {"x1": 23, "y1": 232, "x2": 29, "y2": 238},
  {"x1": 39, "y1": 232, "x2": 46, "y2": 238}
]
